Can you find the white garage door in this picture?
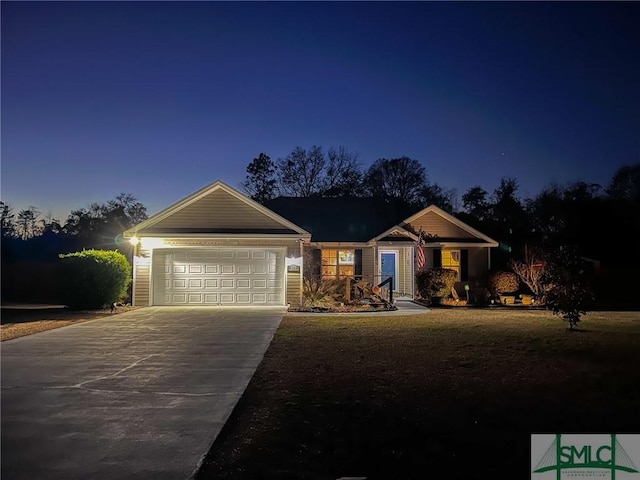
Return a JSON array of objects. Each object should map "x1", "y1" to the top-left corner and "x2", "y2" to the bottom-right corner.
[{"x1": 152, "y1": 248, "x2": 284, "y2": 305}]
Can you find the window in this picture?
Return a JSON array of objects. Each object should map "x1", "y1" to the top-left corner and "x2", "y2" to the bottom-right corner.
[
  {"x1": 441, "y1": 250, "x2": 461, "y2": 281},
  {"x1": 322, "y1": 249, "x2": 354, "y2": 279}
]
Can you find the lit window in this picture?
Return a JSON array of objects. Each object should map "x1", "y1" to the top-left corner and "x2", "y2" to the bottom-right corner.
[
  {"x1": 322, "y1": 249, "x2": 355, "y2": 279},
  {"x1": 442, "y1": 250, "x2": 460, "y2": 281}
]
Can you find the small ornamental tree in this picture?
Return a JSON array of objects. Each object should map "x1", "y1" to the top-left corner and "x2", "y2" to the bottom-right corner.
[
  {"x1": 543, "y1": 247, "x2": 594, "y2": 330},
  {"x1": 509, "y1": 245, "x2": 549, "y2": 301},
  {"x1": 416, "y1": 267, "x2": 457, "y2": 302},
  {"x1": 489, "y1": 271, "x2": 520, "y2": 296},
  {"x1": 58, "y1": 249, "x2": 132, "y2": 309}
]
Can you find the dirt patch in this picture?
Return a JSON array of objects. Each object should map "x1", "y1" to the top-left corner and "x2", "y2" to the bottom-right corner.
[{"x1": 1, "y1": 306, "x2": 139, "y2": 341}]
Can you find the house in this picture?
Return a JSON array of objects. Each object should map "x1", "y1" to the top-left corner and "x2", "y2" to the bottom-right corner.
[{"x1": 123, "y1": 180, "x2": 498, "y2": 307}]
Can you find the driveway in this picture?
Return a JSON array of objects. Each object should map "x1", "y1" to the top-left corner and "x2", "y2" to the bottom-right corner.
[{"x1": 1, "y1": 306, "x2": 285, "y2": 480}]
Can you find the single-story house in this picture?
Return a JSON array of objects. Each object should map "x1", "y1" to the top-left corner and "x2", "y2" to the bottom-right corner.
[{"x1": 123, "y1": 180, "x2": 498, "y2": 307}]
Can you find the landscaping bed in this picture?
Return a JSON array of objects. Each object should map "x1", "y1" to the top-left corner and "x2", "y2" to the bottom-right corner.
[{"x1": 196, "y1": 309, "x2": 640, "y2": 480}]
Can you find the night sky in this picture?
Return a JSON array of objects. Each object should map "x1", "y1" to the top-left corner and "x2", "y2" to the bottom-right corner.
[{"x1": 2, "y1": 1, "x2": 639, "y2": 220}]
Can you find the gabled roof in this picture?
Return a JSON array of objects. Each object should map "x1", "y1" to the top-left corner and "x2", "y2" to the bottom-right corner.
[
  {"x1": 124, "y1": 181, "x2": 310, "y2": 238},
  {"x1": 371, "y1": 225, "x2": 419, "y2": 243},
  {"x1": 265, "y1": 196, "x2": 420, "y2": 242},
  {"x1": 402, "y1": 205, "x2": 498, "y2": 246}
]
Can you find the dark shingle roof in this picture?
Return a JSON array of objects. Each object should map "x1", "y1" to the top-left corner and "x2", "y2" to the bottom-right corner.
[{"x1": 265, "y1": 196, "x2": 420, "y2": 242}]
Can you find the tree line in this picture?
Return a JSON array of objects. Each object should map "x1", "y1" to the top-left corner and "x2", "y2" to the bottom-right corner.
[
  {"x1": 2, "y1": 147, "x2": 639, "y2": 307},
  {"x1": 1, "y1": 193, "x2": 148, "y2": 262},
  {"x1": 243, "y1": 148, "x2": 640, "y2": 308},
  {"x1": 243, "y1": 148, "x2": 456, "y2": 210}
]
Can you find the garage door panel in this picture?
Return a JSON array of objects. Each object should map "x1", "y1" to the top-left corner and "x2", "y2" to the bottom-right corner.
[{"x1": 153, "y1": 248, "x2": 284, "y2": 305}]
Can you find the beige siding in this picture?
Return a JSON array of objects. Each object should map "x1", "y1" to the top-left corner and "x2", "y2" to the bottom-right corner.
[
  {"x1": 133, "y1": 264, "x2": 150, "y2": 307},
  {"x1": 286, "y1": 272, "x2": 301, "y2": 307},
  {"x1": 406, "y1": 211, "x2": 477, "y2": 239},
  {"x1": 362, "y1": 247, "x2": 375, "y2": 280},
  {"x1": 397, "y1": 247, "x2": 413, "y2": 295},
  {"x1": 140, "y1": 189, "x2": 287, "y2": 232}
]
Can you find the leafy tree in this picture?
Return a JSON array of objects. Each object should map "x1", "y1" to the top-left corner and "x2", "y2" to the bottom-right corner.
[
  {"x1": 58, "y1": 249, "x2": 132, "y2": 309},
  {"x1": 16, "y1": 206, "x2": 40, "y2": 240},
  {"x1": 277, "y1": 145, "x2": 326, "y2": 197},
  {"x1": 64, "y1": 193, "x2": 147, "y2": 241},
  {"x1": 419, "y1": 183, "x2": 456, "y2": 212},
  {"x1": 108, "y1": 193, "x2": 148, "y2": 226},
  {"x1": 525, "y1": 185, "x2": 566, "y2": 245},
  {"x1": 492, "y1": 177, "x2": 527, "y2": 246},
  {"x1": 543, "y1": 247, "x2": 594, "y2": 330},
  {"x1": 462, "y1": 186, "x2": 491, "y2": 221},
  {"x1": 607, "y1": 163, "x2": 640, "y2": 202},
  {"x1": 365, "y1": 156, "x2": 427, "y2": 205},
  {"x1": 243, "y1": 153, "x2": 277, "y2": 204},
  {"x1": 1, "y1": 201, "x2": 16, "y2": 238}
]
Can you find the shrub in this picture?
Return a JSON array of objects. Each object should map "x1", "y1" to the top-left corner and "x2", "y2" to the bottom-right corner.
[
  {"x1": 542, "y1": 247, "x2": 594, "y2": 330},
  {"x1": 489, "y1": 270, "x2": 519, "y2": 296},
  {"x1": 302, "y1": 277, "x2": 348, "y2": 308},
  {"x1": 58, "y1": 249, "x2": 132, "y2": 309},
  {"x1": 416, "y1": 267, "x2": 457, "y2": 301}
]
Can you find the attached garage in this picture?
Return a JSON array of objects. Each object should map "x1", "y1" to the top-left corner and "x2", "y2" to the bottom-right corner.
[
  {"x1": 124, "y1": 181, "x2": 311, "y2": 308},
  {"x1": 152, "y1": 248, "x2": 285, "y2": 305}
]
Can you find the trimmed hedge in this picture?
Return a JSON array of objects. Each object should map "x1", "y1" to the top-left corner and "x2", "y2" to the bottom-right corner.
[
  {"x1": 58, "y1": 249, "x2": 132, "y2": 309},
  {"x1": 489, "y1": 270, "x2": 519, "y2": 295},
  {"x1": 416, "y1": 267, "x2": 457, "y2": 300}
]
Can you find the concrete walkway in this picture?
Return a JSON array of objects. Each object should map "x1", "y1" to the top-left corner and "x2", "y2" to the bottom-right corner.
[{"x1": 1, "y1": 306, "x2": 286, "y2": 480}]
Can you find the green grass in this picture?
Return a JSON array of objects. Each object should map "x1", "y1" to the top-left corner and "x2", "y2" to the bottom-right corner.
[{"x1": 196, "y1": 310, "x2": 640, "y2": 480}]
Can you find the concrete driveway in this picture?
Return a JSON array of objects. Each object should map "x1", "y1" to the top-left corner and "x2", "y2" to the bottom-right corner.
[{"x1": 1, "y1": 306, "x2": 285, "y2": 480}]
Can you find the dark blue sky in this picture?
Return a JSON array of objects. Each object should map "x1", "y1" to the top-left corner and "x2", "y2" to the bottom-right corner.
[{"x1": 2, "y1": 1, "x2": 639, "y2": 220}]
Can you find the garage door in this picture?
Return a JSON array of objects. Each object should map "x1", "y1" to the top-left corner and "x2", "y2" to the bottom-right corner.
[{"x1": 152, "y1": 248, "x2": 284, "y2": 305}]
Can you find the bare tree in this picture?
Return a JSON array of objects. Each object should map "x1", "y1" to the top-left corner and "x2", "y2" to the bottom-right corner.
[
  {"x1": 323, "y1": 146, "x2": 364, "y2": 196},
  {"x1": 365, "y1": 156, "x2": 427, "y2": 205},
  {"x1": 509, "y1": 245, "x2": 548, "y2": 300},
  {"x1": 277, "y1": 145, "x2": 326, "y2": 197}
]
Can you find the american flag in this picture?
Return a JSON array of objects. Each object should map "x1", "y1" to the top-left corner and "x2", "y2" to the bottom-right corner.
[{"x1": 417, "y1": 246, "x2": 426, "y2": 270}]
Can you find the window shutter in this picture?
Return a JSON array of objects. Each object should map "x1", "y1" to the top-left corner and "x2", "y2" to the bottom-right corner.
[
  {"x1": 461, "y1": 249, "x2": 469, "y2": 281},
  {"x1": 433, "y1": 249, "x2": 442, "y2": 268},
  {"x1": 312, "y1": 249, "x2": 322, "y2": 277},
  {"x1": 354, "y1": 249, "x2": 363, "y2": 279}
]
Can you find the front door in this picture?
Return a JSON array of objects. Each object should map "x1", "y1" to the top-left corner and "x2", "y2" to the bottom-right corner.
[{"x1": 380, "y1": 251, "x2": 398, "y2": 291}]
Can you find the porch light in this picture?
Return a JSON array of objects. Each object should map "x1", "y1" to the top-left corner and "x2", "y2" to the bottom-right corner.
[{"x1": 129, "y1": 237, "x2": 140, "y2": 246}]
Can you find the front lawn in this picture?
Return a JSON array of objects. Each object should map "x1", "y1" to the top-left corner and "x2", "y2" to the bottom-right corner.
[
  {"x1": 0, "y1": 306, "x2": 137, "y2": 341},
  {"x1": 196, "y1": 309, "x2": 640, "y2": 480}
]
